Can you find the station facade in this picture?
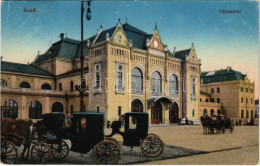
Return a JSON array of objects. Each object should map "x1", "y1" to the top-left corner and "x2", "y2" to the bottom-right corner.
[{"x1": 1, "y1": 20, "x2": 201, "y2": 124}]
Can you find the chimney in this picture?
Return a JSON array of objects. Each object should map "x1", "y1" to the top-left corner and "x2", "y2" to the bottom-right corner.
[
  {"x1": 60, "y1": 33, "x2": 64, "y2": 40},
  {"x1": 227, "y1": 66, "x2": 232, "y2": 71}
]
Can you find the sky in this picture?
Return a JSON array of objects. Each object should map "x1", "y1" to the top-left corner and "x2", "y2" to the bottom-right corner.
[{"x1": 1, "y1": 0, "x2": 259, "y2": 98}]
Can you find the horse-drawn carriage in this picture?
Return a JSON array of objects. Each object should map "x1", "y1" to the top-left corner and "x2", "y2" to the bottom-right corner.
[
  {"x1": 200, "y1": 115, "x2": 234, "y2": 134},
  {"x1": 106, "y1": 112, "x2": 164, "y2": 158},
  {"x1": 1, "y1": 111, "x2": 164, "y2": 164}
]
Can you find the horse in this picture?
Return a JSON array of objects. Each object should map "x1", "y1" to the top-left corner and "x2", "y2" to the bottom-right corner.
[
  {"x1": 1, "y1": 118, "x2": 33, "y2": 160},
  {"x1": 207, "y1": 117, "x2": 222, "y2": 134},
  {"x1": 200, "y1": 116, "x2": 210, "y2": 134}
]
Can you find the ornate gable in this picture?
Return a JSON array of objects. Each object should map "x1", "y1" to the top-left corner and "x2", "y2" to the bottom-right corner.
[
  {"x1": 149, "y1": 28, "x2": 164, "y2": 51},
  {"x1": 187, "y1": 45, "x2": 199, "y2": 64},
  {"x1": 111, "y1": 23, "x2": 128, "y2": 46}
]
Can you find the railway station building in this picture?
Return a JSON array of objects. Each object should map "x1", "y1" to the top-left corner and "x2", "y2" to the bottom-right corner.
[{"x1": 1, "y1": 20, "x2": 201, "y2": 124}]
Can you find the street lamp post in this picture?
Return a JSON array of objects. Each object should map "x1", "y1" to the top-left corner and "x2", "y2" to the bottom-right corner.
[{"x1": 80, "y1": 0, "x2": 91, "y2": 112}]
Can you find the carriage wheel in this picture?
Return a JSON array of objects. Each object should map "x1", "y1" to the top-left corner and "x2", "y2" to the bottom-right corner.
[
  {"x1": 92, "y1": 140, "x2": 120, "y2": 165},
  {"x1": 104, "y1": 137, "x2": 121, "y2": 147},
  {"x1": 50, "y1": 140, "x2": 69, "y2": 160},
  {"x1": 30, "y1": 142, "x2": 51, "y2": 164},
  {"x1": 141, "y1": 134, "x2": 164, "y2": 158},
  {"x1": 1, "y1": 140, "x2": 18, "y2": 164}
]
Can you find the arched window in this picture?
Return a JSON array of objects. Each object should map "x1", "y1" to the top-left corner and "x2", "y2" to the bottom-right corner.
[
  {"x1": 131, "y1": 67, "x2": 143, "y2": 92},
  {"x1": 217, "y1": 110, "x2": 221, "y2": 115},
  {"x1": 211, "y1": 88, "x2": 214, "y2": 93},
  {"x1": 210, "y1": 109, "x2": 214, "y2": 117},
  {"x1": 52, "y1": 102, "x2": 64, "y2": 112},
  {"x1": 203, "y1": 109, "x2": 208, "y2": 117},
  {"x1": 169, "y1": 74, "x2": 179, "y2": 96},
  {"x1": 1, "y1": 80, "x2": 7, "y2": 87},
  {"x1": 20, "y1": 82, "x2": 30, "y2": 89},
  {"x1": 151, "y1": 71, "x2": 162, "y2": 93},
  {"x1": 70, "y1": 81, "x2": 74, "y2": 91},
  {"x1": 205, "y1": 99, "x2": 209, "y2": 102},
  {"x1": 2, "y1": 99, "x2": 18, "y2": 119},
  {"x1": 241, "y1": 110, "x2": 244, "y2": 118},
  {"x1": 131, "y1": 99, "x2": 143, "y2": 112},
  {"x1": 217, "y1": 87, "x2": 220, "y2": 93},
  {"x1": 246, "y1": 110, "x2": 249, "y2": 118},
  {"x1": 41, "y1": 84, "x2": 51, "y2": 90},
  {"x1": 29, "y1": 101, "x2": 42, "y2": 119}
]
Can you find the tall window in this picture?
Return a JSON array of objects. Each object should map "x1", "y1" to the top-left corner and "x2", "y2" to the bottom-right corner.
[
  {"x1": 217, "y1": 98, "x2": 220, "y2": 103},
  {"x1": 191, "y1": 77, "x2": 196, "y2": 96},
  {"x1": 241, "y1": 87, "x2": 243, "y2": 92},
  {"x1": 95, "y1": 64, "x2": 101, "y2": 89},
  {"x1": 71, "y1": 105, "x2": 74, "y2": 115},
  {"x1": 20, "y1": 82, "x2": 30, "y2": 89},
  {"x1": 241, "y1": 110, "x2": 244, "y2": 118},
  {"x1": 59, "y1": 83, "x2": 62, "y2": 91},
  {"x1": 210, "y1": 98, "x2": 214, "y2": 103},
  {"x1": 2, "y1": 99, "x2": 18, "y2": 119},
  {"x1": 251, "y1": 110, "x2": 254, "y2": 119},
  {"x1": 241, "y1": 97, "x2": 243, "y2": 103},
  {"x1": 246, "y1": 110, "x2": 249, "y2": 118},
  {"x1": 192, "y1": 109, "x2": 195, "y2": 117},
  {"x1": 97, "y1": 106, "x2": 100, "y2": 113},
  {"x1": 211, "y1": 88, "x2": 214, "y2": 93},
  {"x1": 151, "y1": 71, "x2": 162, "y2": 93},
  {"x1": 131, "y1": 99, "x2": 143, "y2": 112},
  {"x1": 1, "y1": 80, "x2": 7, "y2": 87},
  {"x1": 169, "y1": 74, "x2": 179, "y2": 97},
  {"x1": 70, "y1": 81, "x2": 74, "y2": 91},
  {"x1": 29, "y1": 101, "x2": 42, "y2": 119},
  {"x1": 131, "y1": 67, "x2": 143, "y2": 92},
  {"x1": 251, "y1": 98, "x2": 253, "y2": 104},
  {"x1": 116, "y1": 63, "x2": 124, "y2": 92},
  {"x1": 217, "y1": 87, "x2": 220, "y2": 93},
  {"x1": 118, "y1": 106, "x2": 121, "y2": 116},
  {"x1": 41, "y1": 84, "x2": 51, "y2": 90}
]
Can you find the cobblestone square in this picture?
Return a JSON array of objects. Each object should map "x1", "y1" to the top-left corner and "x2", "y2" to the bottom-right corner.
[{"x1": 17, "y1": 125, "x2": 258, "y2": 165}]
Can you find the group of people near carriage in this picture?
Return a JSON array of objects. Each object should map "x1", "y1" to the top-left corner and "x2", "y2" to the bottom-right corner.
[{"x1": 200, "y1": 115, "x2": 235, "y2": 135}]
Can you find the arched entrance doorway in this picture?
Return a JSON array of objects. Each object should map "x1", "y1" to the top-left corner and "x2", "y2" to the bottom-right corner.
[
  {"x1": 52, "y1": 102, "x2": 64, "y2": 112},
  {"x1": 131, "y1": 99, "x2": 143, "y2": 112},
  {"x1": 169, "y1": 102, "x2": 179, "y2": 123},
  {"x1": 203, "y1": 109, "x2": 208, "y2": 117},
  {"x1": 151, "y1": 102, "x2": 162, "y2": 124}
]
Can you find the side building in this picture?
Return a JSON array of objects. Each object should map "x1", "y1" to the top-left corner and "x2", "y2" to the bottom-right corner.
[
  {"x1": 200, "y1": 67, "x2": 255, "y2": 124},
  {"x1": 1, "y1": 20, "x2": 201, "y2": 124}
]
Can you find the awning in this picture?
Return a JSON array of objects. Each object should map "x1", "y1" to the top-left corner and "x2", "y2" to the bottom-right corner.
[{"x1": 147, "y1": 96, "x2": 174, "y2": 108}]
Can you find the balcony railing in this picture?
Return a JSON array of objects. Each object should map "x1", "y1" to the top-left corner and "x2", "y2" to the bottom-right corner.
[
  {"x1": 1, "y1": 87, "x2": 65, "y2": 95},
  {"x1": 131, "y1": 90, "x2": 143, "y2": 95},
  {"x1": 200, "y1": 101, "x2": 221, "y2": 107}
]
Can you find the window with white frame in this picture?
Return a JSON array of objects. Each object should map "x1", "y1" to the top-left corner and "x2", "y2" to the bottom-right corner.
[
  {"x1": 169, "y1": 74, "x2": 179, "y2": 96},
  {"x1": 116, "y1": 63, "x2": 124, "y2": 92},
  {"x1": 151, "y1": 71, "x2": 162, "y2": 93},
  {"x1": 95, "y1": 63, "x2": 101, "y2": 89},
  {"x1": 191, "y1": 77, "x2": 196, "y2": 96}
]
